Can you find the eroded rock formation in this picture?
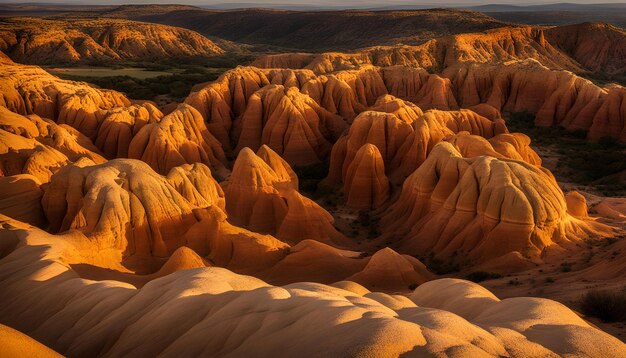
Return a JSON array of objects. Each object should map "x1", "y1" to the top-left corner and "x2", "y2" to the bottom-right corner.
[
  {"x1": 128, "y1": 104, "x2": 227, "y2": 177},
  {"x1": 223, "y1": 147, "x2": 348, "y2": 247},
  {"x1": 380, "y1": 142, "x2": 613, "y2": 268},
  {"x1": 0, "y1": 106, "x2": 106, "y2": 183},
  {"x1": 545, "y1": 22, "x2": 626, "y2": 76},
  {"x1": 343, "y1": 144, "x2": 389, "y2": 210},
  {"x1": 41, "y1": 158, "x2": 287, "y2": 271},
  {"x1": 234, "y1": 84, "x2": 346, "y2": 166},
  {"x1": 325, "y1": 105, "x2": 507, "y2": 186},
  {"x1": 0, "y1": 57, "x2": 167, "y2": 154}
]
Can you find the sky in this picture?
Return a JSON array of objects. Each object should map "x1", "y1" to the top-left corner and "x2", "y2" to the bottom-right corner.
[{"x1": 0, "y1": 0, "x2": 624, "y2": 5}]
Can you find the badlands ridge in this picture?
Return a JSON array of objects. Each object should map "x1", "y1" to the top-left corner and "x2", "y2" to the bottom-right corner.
[{"x1": 0, "y1": 19, "x2": 625, "y2": 357}]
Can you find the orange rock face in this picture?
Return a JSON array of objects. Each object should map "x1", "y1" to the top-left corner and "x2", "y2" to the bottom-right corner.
[
  {"x1": 380, "y1": 142, "x2": 613, "y2": 268},
  {"x1": 234, "y1": 84, "x2": 345, "y2": 166},
  {"x1": 345, "y1": 247, "x2": 433, "y2": 291},
  {"x1": 326, "y1": 104, "x2": 507, "y2": 186},
  {"x1": 343, "y1": 144, "x2": 389, "y2": 210},
  {"x1": 0, "y1": 17, "x2": 223, "y2": 65},
  {"x1": 251, "y1": 25, "x2": 626, "y2": 142},
  {"x1": 0, "y1": 106, "x2": 106, "y2": 182},
  {"x1": 0, "y1": 57, "x2": 169, "y2": 154},
  {"x1": 443, "y1": 60, "x2": 626, "y2": 142},
  {"x1": 0, "y1": 174, "x2": 45, "y2": 227},
  {"x1": 223, "y1": 147, "x2": 348, "y2": 247},
  {"x1": 185, "y1": 65, "x2": 384, "y2": 156},
  {"x1": 94, "y1": 103, "x2": 163, "y2": 158},
  {"x1": 1, "y1": 220, "x2": 624, "y2": 357},
  {"x1": 256, "y1": 144, "x2": 299, "y2": 189},
  {"x1": 565, "y1": 191, "x2": 589, "y2": 218},
  {"x1": 0, "y1": 324, "x2": 61, "y2": 358},
  {"x1": 166, "y1": 163, "x2": 225, "y2": 210},
  {"x1": 128, "y1": 103, "x2": 227, "y2": 177},
  {"x1": 326, "y1": 110, "x2": 414, "y2": 183},
  {"x1": 41, "y1": 158, "x2": 287, "y2": 272},
  {"x1": 1, "y1": 19, "x2": 625, "y2": 356},
  {"x1": 445, "y1": 131, "x2": 542, "y2": 166}
]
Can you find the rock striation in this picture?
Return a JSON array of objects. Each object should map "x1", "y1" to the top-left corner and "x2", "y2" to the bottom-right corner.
[
  {"x1": 545, "y1": 22, "x2": 626, "y2": 76},
  {"x1": 0, "y1": 106, "x2": 106, "y2": 183},
  {"x1": 325, "y1": 105, "x2": 507, "y2": 186},
  {"x1": 234, "y1": 84, "x2": 345, "y2": 166},
  {"x1": 41, "y1": 158, "x2": 287, "y2": 271},
  {"x1": 128, "y1": 104, "x2": 227, "y2": 176},
  {"x1": 380, "y1": 142, "x2": 613, "y2": 268},
  {"x1": 343, "y1": 144, "x2": 389, "y2": 210},
  {"x1": 223, "y1": 147, "x2": 348, "y2": 247}
]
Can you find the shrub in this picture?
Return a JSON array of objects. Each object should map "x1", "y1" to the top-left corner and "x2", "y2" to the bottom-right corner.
[
  {"x1": 598, "y1": 135, "x2": 619, "y2": 149},
  {"x1": 570, "y1": 129, "x2": 588, "y2": 139},
  {"x1": 508, "y1": 111, "x2": 536, "y2": 130},
  {"x1": 357, "y1": 211, "x2": 371, "y2": 227},
  {"x1": 560, "y1": 262, "x2": 572, "y2": 272},
  {"x1": 465, "y1": 271, "x2": 502, "y2": 283},
  {"x1": 293, "y1": 163, "x2": 328, "y2": 181},
  {"x1": 367, "y1": 228, "x2": 380, "y2": 239},
  {"x1": 427, "y1": 256, "x2": 459, "y2": 275},
  {"x1": 507, "y1": 278, "x2": 521, "y2": 286},
  {"x1": 580, "y1": 290, "x2": 626, "y2": 322}
]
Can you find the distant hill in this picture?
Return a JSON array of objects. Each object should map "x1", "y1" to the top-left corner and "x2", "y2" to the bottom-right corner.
[
  {"x1": 467, "y1": 3, "x2": 626, "y2": 13},
  {"x1": 119, "y1": 8, "x2": 510, "y2": 52},
  {"x1": 0, "y1": 17, "x2": 223, "y2": 65},
  {"x1": 466, "y1": 3, "x2": 626, "y2": 27}
]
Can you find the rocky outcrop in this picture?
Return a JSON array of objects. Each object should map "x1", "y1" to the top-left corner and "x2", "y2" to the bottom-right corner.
[
  {"x1": 165, "y1": 163, "x2": 225, "y2": 211},
  {"x1": 249, "y1": 25, "x2": 626, "y2": 142},
  {"x1": 0, "y1": 58, "x2": 166, "y2": 152},
  {"x1": 345, "y1": 247, "x2": 432, "y2": 291},
  {"x1": 223, "y1": 147, "x2": 348, "y2": 247},
  {"x1": 234, "y1": 84, "x2": 345, "y2": 166},
  {"x1": 41, "y1": 158, "x2": 287, "y2": 270},
  {"x1": 256, "y1": 144, "x2": 298, "y2": 189},
  {"x1": 381, "y1": 66, "x2": 460, "y2": 110},
  {"x1": 343, "y1": 144, "x2": 389, "y2": 210},
  {"x1": 185, "y1": 66, "x2": 386, "y2": 154},
  {"x1": 380, "y1": 143, "x2": 613, "y2": 267},
  {"x1": 444, "y1": 131, "x2": 542, "y2": 166},
  {"x1": 326, "y1": 106, "x2": 507, "y2": 185},
  {"x1": 443, "y1": 60, "x2": 626, "y2": 142},
  {"x1": 0, "y1": 17, "x2": 222, "y2": 65},
  {"x1": 0, "y1": 106, "x2": 106, "y2": 183},
  {"x1": 565, "y1": 191, "x2": 589, "y2": 218},
  {"x1": 128, "y1": 104, "x2": 227, "y2": 177},
  {"x1": 94, "y1": 103, "x2": 163, "y2": 158},
  {"x1": 324, "y1": 110, "x2": 414, "y2": 185}
]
